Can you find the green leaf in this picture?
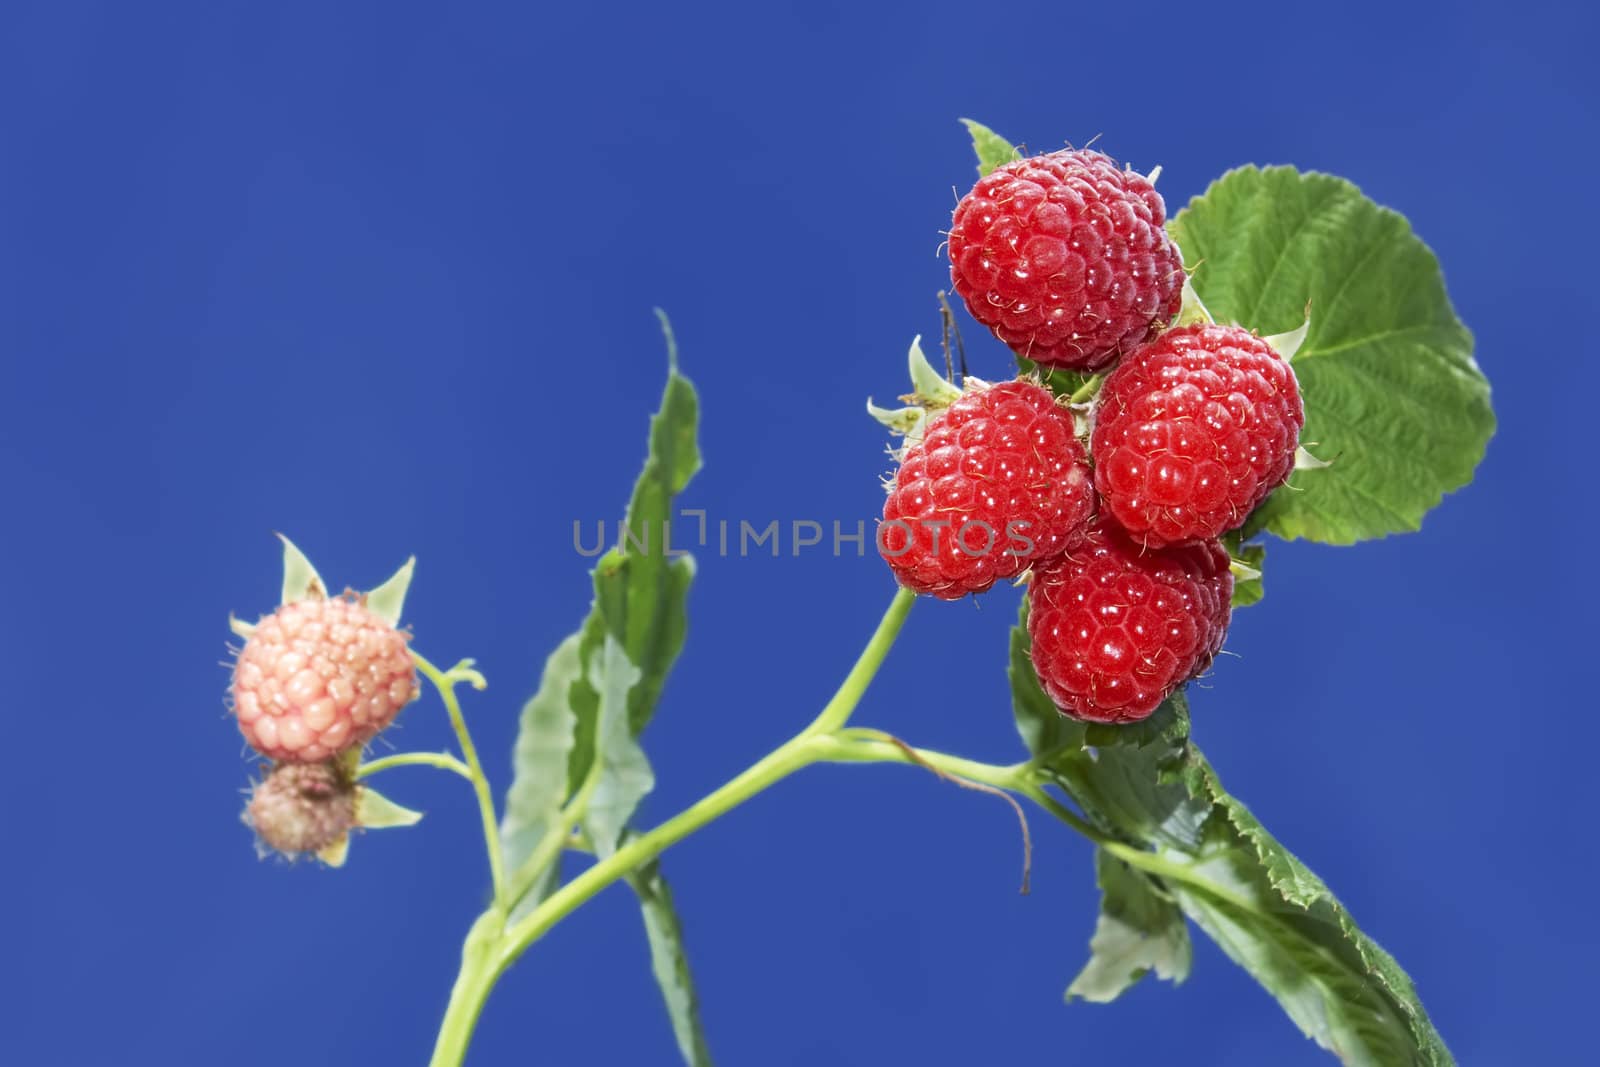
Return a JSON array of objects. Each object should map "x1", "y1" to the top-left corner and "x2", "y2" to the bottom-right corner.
[
  {"x1": 1168, "y1": 167, "x2": 1493, "y2": 545},
  {"x1": 628, "y1": 858, "x2": 716, "y2": 1067},
  {"x1": 1063, "y1": 697, "x2": 1212, "y2": 853},
  {"x1": 590, "y1": 311, "x2": 701, "y2": 742},
  {"x1": 1010, "y1": 623, "x2": 1453, "y2": 1064},
  {"x1": 1067, "y1": 849, "x2": 1191, "y2": 1002},
  {"x1": 581, "y1": 636, "x2": 655, "y2": 856},
  {"x1": 276, "y1": 533, "x2": 326, "y2": 604},
  {"x1": 500, "y1": 315, "x2": 700, "y2": 910},
  {"x1": 960, "y1": 118, "x2": 1019, "y2": 177},
  {"x1": 1161, "y1": 781, "x2": 1453, "y2": 1067}
]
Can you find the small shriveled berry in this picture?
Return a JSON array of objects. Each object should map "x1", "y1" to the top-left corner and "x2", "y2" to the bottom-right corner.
[
  {"x1": 1027, "y1": 520, "x2": 1231, "y2": 723},
  {"x1": 232, "y1": 594, "x2": 419, "y2": 763},
  {"x1": 948, "y1": 149, "x2": 1184, "y2": 370},
  {"x1": 244, "y1": 760, "x2": 357, "y2": 858},
  {"x1": 1092, "y1": 323, "x2": 1305, "y2": 546},
  {"x1": 880, "y1": 379, "x2": 1093, "y2": 599}
]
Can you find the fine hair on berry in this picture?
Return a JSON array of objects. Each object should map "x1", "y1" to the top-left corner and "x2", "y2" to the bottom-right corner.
[
  {"x1": 880, "y1": 379, "x2": 1094, "y2": 599},
  {"x1": 948, "y1": 149, "x2": 1184, "y2": 371}
]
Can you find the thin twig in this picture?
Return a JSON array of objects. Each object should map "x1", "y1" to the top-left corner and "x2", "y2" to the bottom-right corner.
[
  {"x1": 937, "y1": 291, "x2": 969, "y2": 385},
  {"x1": 885, "y1": 735, "x2": 1033, "y2": 895},
  {"x1": 938, "y1": 290, "x2": 955, "y2": 383}
]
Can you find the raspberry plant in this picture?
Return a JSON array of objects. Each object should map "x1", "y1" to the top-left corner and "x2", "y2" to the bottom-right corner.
[{"x1": 223, "y1": 120, "x2": 1493, "y2": 1065}]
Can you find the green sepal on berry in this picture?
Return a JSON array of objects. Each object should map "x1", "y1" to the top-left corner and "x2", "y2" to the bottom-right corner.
[
  {"x1": 866, "y1": 335, "x2": 972, "y2": 457},
  {"x1": 228, "y1": 535, "x2": 417, "y2": 639},
  {"x1": 958, "y1": 118, "x2": 1021, "y2": 178},
  {"x1": 1262, "y1": 311, "x2": 1311, "y2": 363},
  {"x1": 1172, "y1": 274, "x2": 1215, "y2": 329}
]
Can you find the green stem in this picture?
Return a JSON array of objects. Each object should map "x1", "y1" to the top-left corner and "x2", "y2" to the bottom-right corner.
[
  {"x1": 1067, "y1": 373, "x2": 1105, "y2": 405},
  {"x1": 1013, "y1": 779, "x2": 1107, "y2": 843},
  {"x1": 823, "y1": 738, "x2": 1241, "y2": 911},
  {"x1": 496, "y1": 587, "x2": 915, "y2": 968},
  {"x1": 429, "y1": 912, "x2": 507, "y2": 1067},
  {"x1": 498, "y1": 731, "x2": 836, "y2": 964},
  {"x1": 357, "y1": 751, "x2": 474, "y2": 781},
  {"x1": 413, "y1": 651, "x2": 508, "y2": 907},
  {"x1": 823, "y1": 730, "x2": 1032, "y2": 790},
  {"x1": 1012, "y1": 779, "x2": 1257, "y2": 908},
  {"x1": 804, "y1": 588, "x2": 915, "y2": 735}
]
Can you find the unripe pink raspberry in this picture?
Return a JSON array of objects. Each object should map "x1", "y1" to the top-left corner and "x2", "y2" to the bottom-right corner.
[
  {"x1": 244, "y1": 760, "x2": 357, "y2": 858},
  {"x1": 231, "y1": 594, "x2": 419, "y2": 763}
]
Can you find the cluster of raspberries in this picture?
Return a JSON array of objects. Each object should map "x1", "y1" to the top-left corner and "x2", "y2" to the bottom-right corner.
[
  {"x1": 881, "y1": 147, "x2": 1305, "y2": 724},
  {"x1": 230, "y1": 592, "x2": 419, "y2": 857}
]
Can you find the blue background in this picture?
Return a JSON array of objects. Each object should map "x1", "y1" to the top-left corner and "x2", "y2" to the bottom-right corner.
[{"x1": 1, "y1": 2, "x2": 1592, "y2": 1064}]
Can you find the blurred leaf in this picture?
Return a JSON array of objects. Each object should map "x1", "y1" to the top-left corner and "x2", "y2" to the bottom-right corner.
[
  {"x1": 960, "y1": 118, "x2": 1019, "y2": 177},
  {"x1": 629, "y1": 858, "x2": 715, "y2": 1067},
  {"x1": 1011, "y1": 624, "x2": 1453, "y2": 1064},
  {"x1": 581, "y1": 636, "x2": 654, "y2": 856},
  {"x1": 1169, "y1": 167, "x2": 1493, "y2": 545},
  {"x1": 500, "y1": 631, "x2": 587, "y2": 912},
  {"x1": 1067, "y1": 849, "x2": 1191, "y2": 1002}
]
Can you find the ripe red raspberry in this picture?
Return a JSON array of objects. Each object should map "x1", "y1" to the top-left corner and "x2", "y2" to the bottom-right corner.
[
  {"x1": 880, "y1": 379, "x2": 1093, "y2": 599},
  {"x1": 1092, "y1": 323, "x2": 1305, "y2": 546},
  {"x1": 1027, "y1": 520, "x2": 1231, "y2": 723},
  {"x1": 244, "y1": 760, "x2": 358, "y2": 858},
  {"x1": 232, "y1": 594, "x2": 419, "y2": 762},
  {"x1": 948, "y1": 149, "x2": 1183, "y2": 371}
]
